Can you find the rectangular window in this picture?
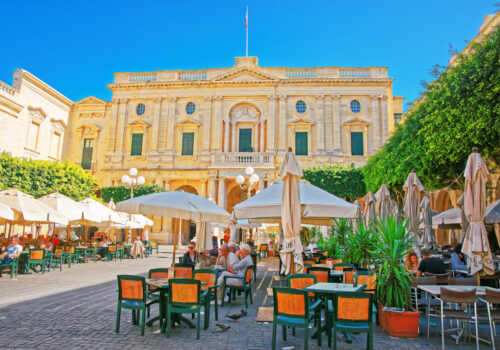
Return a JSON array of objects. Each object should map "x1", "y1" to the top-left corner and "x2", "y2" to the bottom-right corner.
[
  {"x1": 295, "y1": 132, "x2": 308, "y2": 156},
  {"x1": 131, "y1": 133, "x2": 143, "y2": 156},
  {"x1": 26, "y1": 122, "x2": 40, "y2": 151},
  {"x1": 182, "y1": 132, "x2": 194, "y2": 156},
  {"x1": 81, "y1": 138, "x2": 94, "y2": 170},
  {"x1": 238, "y1": 128, "x2": 252, "y2": 152},
  {"x1": 50, "y1": 132, "x2": 61, "y2": 159},
  {"x1": 394, "y1": 113, "x2": 403, "y2": 123},
  {"x1": 351, "y1": 132, "x2": 364, "y2": 156}
]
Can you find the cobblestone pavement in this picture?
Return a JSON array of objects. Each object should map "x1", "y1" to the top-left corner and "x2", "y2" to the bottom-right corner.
[{"x1": 0, "y1": 246, "x2": 494, "y2": 349}]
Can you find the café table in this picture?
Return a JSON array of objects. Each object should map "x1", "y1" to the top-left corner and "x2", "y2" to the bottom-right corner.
[
  {"x1": 304, "y1": 282, "x2": 366, "y2": 344},
  {"x1": 145, "y1": 278, "x2": 207, "y2": 332}
]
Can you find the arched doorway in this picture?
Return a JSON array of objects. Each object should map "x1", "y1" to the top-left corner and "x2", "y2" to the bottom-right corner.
[
  {"x1": 226, "y1": 181, "x2": 257, "y2": 215},
  {"x1": 173, "y1": 185, "x2": 199, "y2": 244},
  {"x1": 435, "y1": 190, "x2": 453, "y2": 245}
]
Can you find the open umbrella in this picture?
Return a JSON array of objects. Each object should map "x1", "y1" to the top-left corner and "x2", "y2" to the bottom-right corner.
[
  {"x1": 403, "y1": 170, "x2": 424, "y2": 256},
  {"x1": 0, "y1": 188, "x2": 68, "y2": 225},
  {"x1": 375, "y1": 182, "x2": 392, "y2": 222},
  {"x1": 279, "y1": 149, "x2": 304, "y2": 275},
  {"x1": 462, "y1": 149, "x2": 494, "y2": 275},
  {"x1": 420, "y1": 196, "x2": 436, "y2": 249},
  {"x1": 116, "y1": 191, "x2": 230, "y2": 267},
  {"x1": 363, "y1": 190, "x2": 376, "y2": 227},
  {"x1": 0, "y1": 202, "x2": 14, "y2": 223},
  {"x1": 79, "y1": 197, "x2": 125, "y2": 224}
]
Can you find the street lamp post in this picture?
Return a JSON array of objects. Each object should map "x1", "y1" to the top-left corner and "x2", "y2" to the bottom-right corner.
[
  {"x1": 236, "y1": 166, "x2": 260, "y2": 199},
  {"x1": 121, "y1": 167, "x2": 145, "y2": 198}
]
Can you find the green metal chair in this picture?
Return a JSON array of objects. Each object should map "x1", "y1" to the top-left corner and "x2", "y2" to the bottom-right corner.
[
  {"x1": 221, "y1": 266, "x2": 254, "y2": 309},
  {"x1": 307, "y1": 266, "x2": 330, "y2": 283},
  {"x1": 0, "y1": 256, "x2": 19, "y2": 278},
  {"x1": 194, "y1": 268, "x2": 219, "y2": 329},
  {"x1": 26, "y1": 248, "x2": 46, "y2": 274},
  {"x1": 173, "y1": 263, "x2": 194, "y2": 278},
  {"x1": 48, "y1": 247, "x2": 64, "y2": 272},
  {"x1": 271, "y1": 287, "x2": 322, "y2": 350},
  {"x1": 146, "y1": 268, "x2": 169, "y2": 318},
  {"x1": 250, "y1": 253, "x2": 258, "y2": 281},
  {"x1": 108, "y1": 245, "x2": 120, "y2": 261},
  {"x1": 166, "y1": 278, "x2": 204, "y2": 339},
  {"x1": 116, "y1": 275, "x2": 157, "y2": 336},
  {"x1": 330, "y1": 292, "x2": 373, "y2": 350},
  {"x1": 151, "y1": 241, "x2": 159, "y2": 254}
]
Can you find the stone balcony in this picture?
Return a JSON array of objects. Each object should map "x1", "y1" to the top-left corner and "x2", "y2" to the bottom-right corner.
[{"x1": 210, "y1": 152, "x2": 275, "y2": 169}]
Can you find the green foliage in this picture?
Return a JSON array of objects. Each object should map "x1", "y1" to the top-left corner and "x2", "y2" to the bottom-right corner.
[
  {"x1": 332, "y1": 218, "x2": 351, "y2": 248},
  {"x1": 0, "y1": 152, "x2": 96, "y2": 200},
  {"x1": 303, "y1": 164, "x2": 366, "y2": 201},
  {"x1": 371, "y1": 217, "x2": 414, "y2": 310},
  {"x1": 101, "y1": 184, "x2": 166, "y2": 203},
  {"x1": 363, "y1": 27, "x2": 500, "y2": 196},
  {"x1": 343, "y1": 222, "x2": 375, "y2": 268}
]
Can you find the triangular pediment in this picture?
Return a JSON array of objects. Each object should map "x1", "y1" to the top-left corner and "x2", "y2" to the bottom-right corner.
[
  {"x1": 213, "y1": 67, "x2": 279, "y2": 82},
  {"x1": 75, "y1": 96, "x2": 107, "y2": 105},
  {"x1": 176, "y1": 119, "x2": 201, "y2": 126},
  {"x1": 289, "y1": 117, "x2": 314, "y2": 125},
  {"x1": 127, "y1": 119, "x2": 151, "y2": 128},
  {"x1": 344, "y1": 117, "x2": 369, "y2": 125}
]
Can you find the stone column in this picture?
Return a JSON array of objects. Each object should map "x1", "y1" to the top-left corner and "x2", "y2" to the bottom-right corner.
[
  {"x1": 158, "y1": 98, "x2": 168, "y2": 150},
  {"x1": 223, "y1": 118, "x2": 230, "y2": 153},
  {"x1": 163, "y1": 180, "x2": 171, "y2": 191},
  {"x1": 381, "y1": 95, "x2": 389, "y2": 144},
  {"x1": 115, "y1": 99, "x2": 128, "y2": 153},
  {"x1": 332, "y1": 95, "x2": 341, "y2": 150},
  {"x1": 166, "y1": 97, "x2": 177, "y2": 152},
  {"x1": 151, "y1": 98, "x2": 162, "y2": 152},
  {"x1": 278, "y1": 95, "x2": 288, "y2": 151},
  {"x1": 231, "y1": 122, "x2": 236, "y2": 152},
  {"x1": 317, "y1": 95, "x2": 325, "y2": 151},
  {"x1": 109, "y1": 99, "x2": 119, "y2": 152},
  {"x1": 213, "y1": 97, "x2": 223, "y2": 151},
  {"x1": 267, "y1": 95, "x2": 277, "y2": 150},
  {"x1": 371, "y1": 95, "x2": 380, "y2": 149},
  {"x1": 217, "y1": 178, "x2": 226, "y2": 210},
  {"x1": 201, "y1": 181, "x2": 207, "y2": 198},
  {"x1": 203, "y1": 96, "x2": 213, "y2": 152},
  {"x1": 260, "y1": 118, "x2": 266, "y2": 152},
  {"x1": 209, "y1": 179, "x2": 217, "y2": 201},
  {"x1": 259, "y1": 177, "x2": 265, "y2": 192},
  {"x1": 253, "y1": 121, "x2": 258, "y2": 152}
]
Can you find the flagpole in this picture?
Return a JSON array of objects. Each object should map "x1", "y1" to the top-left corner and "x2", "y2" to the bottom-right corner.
[{"x1": 246, "y1": 6, "x2": 248, "y2": 57}]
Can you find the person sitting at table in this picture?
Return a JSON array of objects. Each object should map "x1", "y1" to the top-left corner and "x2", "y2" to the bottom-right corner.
[
  {"x1": 52, "y1": 234, "x2": 60, "y2": 251},
  {"x1": 216, "y1": 243, "x2": 230, "y2": 269},
  {"x1": 406, "y1": 251, "x2": 419, "y2": 273},
  {"x1": 306, "y1": 238, "x2": 318, "y2": 251},
  {"x1": 182, "y1": 241, "x2": 199, "y2": 266},
  {"x1": 216, "y1": 243, "x2": 254, "y2": 302},
  {"x1": 417, "y1": 249, "x2": 446, "y2": 277},
  {"x1": 451, "y1": 243, "x2": 468, "y2": 275},
  {"x1": 0, "y1": 237, "x2": 23, "y2": 265},
  {"x1": 228, "y1": 243, "x2": 237, "y2": 265},
  {"x1": 125, "y1": 232, "x2": 133, "y2": 246}
]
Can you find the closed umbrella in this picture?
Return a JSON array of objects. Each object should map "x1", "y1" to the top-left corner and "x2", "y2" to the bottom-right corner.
[
  {"x1": 420, "y1": 196, "x2": 436, "y2": 249},
  {"x1": 456, "y1": 194, "x2": 469, "y2": 241},
  {"x1": 403, "y1": 170, "x2": 424, "y2": 256},
  {"x1": 462, "y1": 149, "x2": 494, "y2": 275},
  {"x1": 363, "y1": 190, "x2": 376, "y2": 227},
  {"x1": 279, "y1": 149, "x2": 304, "y2": 275},
  {"x1": 195, "y1": 222, "x2": 213, "y2": 252},
  {"x1": 116, "y1": 191, "x2": 230, "y2": 267},
  {"x1": 353, "y1": 199, "x2": 364, "y2": 233},
  {"x1": 393, "y1": 204, "x2": 402, "y2": 226},
  {"x1": 375, "y1": 182, "x2": 392, "y2": 222}
]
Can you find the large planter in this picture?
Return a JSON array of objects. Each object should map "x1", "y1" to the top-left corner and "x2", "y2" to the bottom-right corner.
[{"x1": 377, "y1": 302, "x2": 419, "y2": 338}]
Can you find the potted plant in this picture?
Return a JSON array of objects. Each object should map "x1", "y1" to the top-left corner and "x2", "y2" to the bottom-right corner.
[
  {"x1": 371, "y1": 216, "x2": 419, "y2": 338},
  {"x1": 344, "y1": 221, "x2": 374, "y2": 268}
]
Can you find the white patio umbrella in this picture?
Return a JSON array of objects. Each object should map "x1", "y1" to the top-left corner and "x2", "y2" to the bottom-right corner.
[
  {"x1": 403, "y1": 170, "x2": 424, "y2": 257},
  {"x1": 79, "y1": 197, "x2": 125, "y2": 225},
  {"x1": 0, "y1": 188, "x2": 68, "y2": 225},
  {"x1": 0, "y1": 202, "x2": 14, "y2": 223},
  {"x1": 194, "y1": 221, "x2": 213, "y2": 252},
  {"x1": 375, "y1": 182, "x2": 392, "y2": 222},
  {"x1": 116, "y1": 191, "x2": 230, "y2": 267},
  {"x1": 234, "y1": 180, "x2": 357, "y2": 225},
  {"x1": 462, "y1": 149, "x2": 494, "y2": 275},
  {"x1": 420, "y1": 196, "x2": 436, "y2": 249},
  {"x1": 279, "y1": 149, "x2": 304, "y2": 275},
  {"x1": 362, "y1": 190, "x2": 376, "y2": 227},
  {"x1": 353, "y1": 199, "x2": 364, "y2": 233},
  {"x1": 457, "y1": 194, "x2": 469, "y2": 239}
]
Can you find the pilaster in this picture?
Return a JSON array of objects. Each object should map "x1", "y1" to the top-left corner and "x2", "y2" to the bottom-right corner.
[
  {"x1": 332, "y1": 95, "x2": 341, "y2": 150},
  {"x1": 151, "y1": 98, "x2": 162, "y2": 152},
  {"x1": 317, "y1": 95, "x2": 325, "y2": 151},
  {"x1": 278, "y1": 95, "x2": 288, "y2": 151},
  {"x1": 371, "y1": 95, "x2": 380, "y2": 149},
  {"x1": 267, "y1": 95, "x2": 277, "y2": 150},
  {"x1": 203, "y1": 96, "x2": 213, "y2": 152},
  {"x1": 166, "y1": 97, "x2": 177, "y2": 151}
]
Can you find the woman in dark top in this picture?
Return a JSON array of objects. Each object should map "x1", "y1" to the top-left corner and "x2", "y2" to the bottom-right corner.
[{"x1": 182, "y1": 241, "x2": 198, "y2": 265}]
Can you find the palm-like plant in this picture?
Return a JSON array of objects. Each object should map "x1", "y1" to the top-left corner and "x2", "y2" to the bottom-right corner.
[
  {"x1": 344, "y1": 221, "x2": 374, "y2": 268},
  {"x1": 371, "y1": 216, "x2": 414, "y2": 310},
  {"x1": 332, "y1": 218, "x2": 351, "y2": 248}
]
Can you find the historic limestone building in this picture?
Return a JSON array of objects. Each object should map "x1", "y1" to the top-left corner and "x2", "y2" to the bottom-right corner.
[{"x1": 62, "y1": 56, "x2": 403, "y2": 243}]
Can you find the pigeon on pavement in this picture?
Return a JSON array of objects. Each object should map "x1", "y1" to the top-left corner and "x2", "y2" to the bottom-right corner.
[{"x1": 216, "y1": 323, "x2": 231, "y2": 331}]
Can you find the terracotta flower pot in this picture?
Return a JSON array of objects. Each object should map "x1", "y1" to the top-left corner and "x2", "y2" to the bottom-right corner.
[{"x1": 377, "y1": 303, "x2": 419, "y2": 338}]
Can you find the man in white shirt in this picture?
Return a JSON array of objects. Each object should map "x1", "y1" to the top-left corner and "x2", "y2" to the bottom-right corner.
[{"x1": 0, "y1": 237, "x2": 23, "y2": 264}]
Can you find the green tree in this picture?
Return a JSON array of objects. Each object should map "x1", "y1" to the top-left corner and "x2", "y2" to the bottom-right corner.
[
  {"x1": 303, "y1": 164, "x2": 366, "y2": 201},
  {"x1": 0, "y1": 152, "x2": 96, "y2": 200},
  {"x1": 101, "y1": 184, "x2": 165, "y2": 203},
  {"x1": 363, "y1": 27, "x2": 500, "y2": 196}
]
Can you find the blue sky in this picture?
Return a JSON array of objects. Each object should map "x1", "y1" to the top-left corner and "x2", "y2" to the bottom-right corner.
[{"x1": 1, "y1": 1, "x2": 497, "y2": 107}]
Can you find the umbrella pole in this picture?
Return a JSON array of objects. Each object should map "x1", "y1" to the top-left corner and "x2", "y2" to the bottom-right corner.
[
  {"x1": 67, "y1": 225, "x2": 71, "y2": 241},
  {"x1": 171, "y1": 224, "x2": 178, "y2": 269},
  {"x1": 85, "y1": 225, "x2": 89, "y2": 242}
]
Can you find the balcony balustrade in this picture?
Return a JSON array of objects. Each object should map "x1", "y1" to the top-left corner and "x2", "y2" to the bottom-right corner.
[{"x1": 211, "y1": 152, "x2": 274, "y2": 167}]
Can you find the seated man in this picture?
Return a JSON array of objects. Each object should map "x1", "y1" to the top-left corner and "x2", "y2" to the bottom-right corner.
[
  {"x1": 217, "y1": 244, "x2": 254, "y2": 302},
  {"x1": 417, "y1": 249, "x2": 446, "y2": 277},
  {"x1": 0, "y1": 237, "x2": 23, "y2": 265},
  {"x1": 216, "y1": 243, "x2": 230, "y2": 269}
]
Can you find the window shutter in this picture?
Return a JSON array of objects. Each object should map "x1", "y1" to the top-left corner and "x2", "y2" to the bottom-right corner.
[
  {"x1": 131, "y1": 133, "x2": 143, "y2": 156},
  {"x1": 81, "y1": 138, "x2": 93, "y2": 169},
  {"x1": 295, "y1": 132, "x2": 308, "y2": 156},
  {"x1": 239, "y1": 129, "x2": 253, "y2": 152},
  {"x1": 350, "y1": 132, "x2": 364, "y2": 156},
  {"x1": 182, "y1": 132, "x2": 194, "y2": 156}
]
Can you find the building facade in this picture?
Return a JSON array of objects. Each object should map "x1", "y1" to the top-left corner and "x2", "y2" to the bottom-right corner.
[
  {"x1": 0, "y1": 69, "x2": 72, "y2": 161},
  {"x1": 63, "y1": 56, "x2": 404, "y2": 243}
]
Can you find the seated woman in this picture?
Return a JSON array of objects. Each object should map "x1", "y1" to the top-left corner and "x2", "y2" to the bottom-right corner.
[
  {"x1": 0, "y1": 237, "x2": 23, "y2": 264},
  {"x1": 451, "y1": 243, "x2": 467, "y2": 275},
  {"x1": 182, "y1": 241, "x2": 198, "y2": 266},
  {"x1": 406, "y1": 251, "x2": 419, "y2": 274}
]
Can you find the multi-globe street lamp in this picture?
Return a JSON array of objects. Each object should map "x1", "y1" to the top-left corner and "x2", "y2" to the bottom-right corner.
[
  {"x1": 121, "y1": 167, "x2": 145, "y2": 198},
  {"x1": 236, "y1": 166, "x2": 260, "y2": 199}
]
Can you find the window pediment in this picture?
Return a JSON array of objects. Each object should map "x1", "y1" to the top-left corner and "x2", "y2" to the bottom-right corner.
[
  {"x1": 176, "y1": 119, "x2": 201, "y2": 127},
  {"x1": 28, "y1": 106, "x2": 48, "y2": 123},
  {"x1": 50, "y1": 118, "x2": 66, "y2": 131},
  {"x1": 127, "y1": 119, "x2": 151, "y2": 129},
  {"x1": 76, "y1": 125, "x2": 100, "y2": 137},
  {"x1": 344, "y1": 117, "x2": 370, "y2": 125},
  {"x1": 289, "y1": 117, "x2": 314, "y2": 126}
]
